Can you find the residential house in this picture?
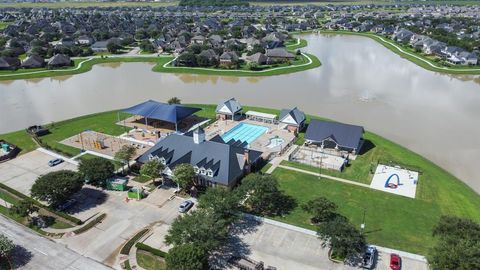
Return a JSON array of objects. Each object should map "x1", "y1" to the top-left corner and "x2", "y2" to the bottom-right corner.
[
  {"x1": 21, "y1": 55, "x2": 45, "y2": 68},
  {"x1": 246, "y1": 52, "x2": 267, "y2": 65},
  {"x1": 219, "y1": 51, "x2": 239, "y2": 66},
  {"x1": 0, "y1": 57, "x2": 21, "y2": 70},
  {"x1": 265, "y1": 48, "x2": 295, "y2": 64},
  {"x1": 48, "y1": 54, "x2": 72, "y2": 67},
  {"x1": 76, "y1": 35, "x2": 93, "y2": 45},
  {"x1": 191, "y1": 35, "x2": 206, "y2": 45}
]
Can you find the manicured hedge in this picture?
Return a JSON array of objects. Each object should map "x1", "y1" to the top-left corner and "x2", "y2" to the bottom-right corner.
[
  {"x1": 0, "y1": 182, "x2": 82, "y2": 225},
  {"x1": 135, "y1": 242, "x2": 167, "y2": 258},
  {"x1": 73, "y1": 213, "x2": 106, "y2": 234},
  {"x1": 120, "y1": 228, "x2": 149, "y2": 255}
]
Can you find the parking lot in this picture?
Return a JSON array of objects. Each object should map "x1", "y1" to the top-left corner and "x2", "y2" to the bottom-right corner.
[
  {"x1": 57, "y1": 185, "x2": 183, "y2": 267},
  {"x1": 0, "y1": 149, "x2": 77, "y2": 196},
  {"x1": 226, "y1": 219, "x2": 428, "y2": 270}
]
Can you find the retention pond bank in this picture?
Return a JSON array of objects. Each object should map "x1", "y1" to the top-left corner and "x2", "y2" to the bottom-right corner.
[{"x1": 1, "y1": 33, "x2": 480, "y2": 193}]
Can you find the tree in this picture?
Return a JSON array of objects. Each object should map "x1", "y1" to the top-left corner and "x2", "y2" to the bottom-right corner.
[
  {"x1": 107, "y1": 41, "x2": 122, "y2": 54},
  {"x1": 165, "y1": 209, "x2": 229, "y2": 251},
  {"x1": 172, "y1": 164, "x2": 195, "y2": 190},
  {"x1": 317, "y1": 216, "x2": 366, "y2": 260},
  {"x1": 78, "y1": 157, "x2": 115, "y2": 187},
  {"x1": 302, "y1": 197, "x2": 338, "y2": 224},
  {"x1": 198, "y1": 188, "x2": 240, "y2": 223},
  {"x1": 165, "y1": 244, "x2": 208, "y2": 270},
  {"x1": 30, "y1": 170, "x2": 84, "y2": 207},
  {"x1": 235, "y1": 173, "x2": 296, "y2": 216},
  {"x1": 9, "y1": 200, "x2": 38, "y2": 218},
  {"x1": 114, "y1": 145, "x2": 136, "y2": 172},
  {"x1": 139, "y1": 40, "x2": 155, "y2": 53},
  {"x1": 0, "y1": 234, "x2": 14, "y2": 258},
  {"x1": 177, "y1": 52, "x2": 197, "y2": 67},
  {"x1": 140, "y1": 159, "x2": 164, "y2": 182},
  {"x1": 167, "y1": 97, "x2": 181, "y2": 105},
  {"x1": 429, "y1": 216, "x2": 480, "y2": 270}
]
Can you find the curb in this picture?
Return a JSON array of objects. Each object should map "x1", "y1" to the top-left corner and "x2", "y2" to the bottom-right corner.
[{"x1": 243, "y1": 213, "x2": 428, "y2": 263}]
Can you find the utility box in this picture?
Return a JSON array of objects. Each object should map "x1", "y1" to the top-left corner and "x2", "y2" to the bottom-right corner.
[
  {"x1": 127, "y1": 187, "x2": 145, "y2": 200},
  {"x1": 107, "y1": 178, "x2": 128, "y2": 191}
]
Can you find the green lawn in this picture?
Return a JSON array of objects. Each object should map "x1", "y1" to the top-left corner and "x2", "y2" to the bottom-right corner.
[
  {"x1": 152, "y1": 52, "x2": 321, "y2": 77},
  {"x1": 1, "y1": 104, "x2": 479, "y2": 255},
  {"x1": 132, "y1": 175, "x2": 152, "y2": 183},
  {"x1": 0, "y1": 111, "x2": 131, "y2": 157},
  {"x1": 271, "y1": 128, "x2": 480, "y2": 255},
  {"x1": 0, "y1": 57, "x2": 170, "y2": 81},
  {"x1": 0, "y1": 22, "x2": 9, "y2": 30},
  {"x1": 282, "y1": 130, "x2": 424, "y2": 185},
  {"x1": 136, "y1": 251, "x2": 166, "y2": 270}
]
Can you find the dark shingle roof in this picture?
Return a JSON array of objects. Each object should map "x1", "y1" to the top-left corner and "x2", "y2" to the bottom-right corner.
[
  {"x1": 137, "y1": 133, "x2": 262, "y2": 186},
  {"x1": 279, "y1": 107, "x2": 305, "y2": 126},
  {"x1": 305, "y1": 119, "x2": 364, "y2": 150},
  {"x1": 215, "y1": 98, "x2": 242, "y2": 115}
]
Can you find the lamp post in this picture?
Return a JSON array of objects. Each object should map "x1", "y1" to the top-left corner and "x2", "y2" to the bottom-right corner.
[{"x1": 361, "y1": 208, "x2": 366, "y2": 234}]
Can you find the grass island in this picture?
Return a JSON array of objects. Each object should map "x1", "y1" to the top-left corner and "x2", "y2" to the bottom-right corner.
[{"x1": 0, "y1": 38, "x2": 320, "y2": 81}]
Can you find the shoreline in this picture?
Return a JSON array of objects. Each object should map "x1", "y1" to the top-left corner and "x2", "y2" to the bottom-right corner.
[
  {"x1": 311, "y1": 29, "x2": 480, "y2": 75},
  {"x1": 0, "y1": 38, "x2": 320, "y2": 81},
  {"x1": 0, "y1": 105, "x2": 478, "y2": 254}
]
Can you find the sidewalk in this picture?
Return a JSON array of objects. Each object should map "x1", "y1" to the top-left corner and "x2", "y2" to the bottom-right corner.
[{"x1": 277, "y1": 164, "x2": 370, "y2": 188}]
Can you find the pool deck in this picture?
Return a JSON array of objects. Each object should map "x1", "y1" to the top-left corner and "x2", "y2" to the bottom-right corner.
[{"x1": 204, "y1": 119, "x2": 295, "y2": 159}]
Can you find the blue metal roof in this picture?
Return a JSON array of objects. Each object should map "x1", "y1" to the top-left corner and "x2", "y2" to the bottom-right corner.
[{"x1": 122, "y1": 100, "x2": 201, "y2": 124}]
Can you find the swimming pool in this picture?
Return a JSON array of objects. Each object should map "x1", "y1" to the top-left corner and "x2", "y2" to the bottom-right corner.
[{"x1": 221, "y1": 123, "x2": 268, "y2": 145}]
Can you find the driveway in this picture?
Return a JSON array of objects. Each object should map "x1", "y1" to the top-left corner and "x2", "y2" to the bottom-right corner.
[
  {"x1": 57, "y1": 186, "x2": 183, "y2": 268},
  {"x1": 0, "y1": 215, "x2": 111, "y2": 270},
  {"x1": 0, "y1": 149, "x2": 77, "y2": 196}
]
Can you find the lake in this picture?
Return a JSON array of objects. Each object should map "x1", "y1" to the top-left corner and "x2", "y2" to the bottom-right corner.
[{"x1": 1, "y1": 33, "x2": 480, "y2": 193}]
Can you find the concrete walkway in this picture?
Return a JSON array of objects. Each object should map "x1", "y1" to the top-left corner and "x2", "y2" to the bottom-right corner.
[
  {"x1": 277, "y1": 164, "x2": 370, "y2": 188},
  {"x1": 0, "y1": 198, "x2": 12, "y2": 208},
  {"x1": 37, "y1": 147, "x2": 79, "y2": 165},
  {"x1": 265, "y1": 145, "x2": 298, "y2": 174}
]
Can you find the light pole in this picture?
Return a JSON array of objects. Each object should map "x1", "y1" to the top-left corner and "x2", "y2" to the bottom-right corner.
[{"x1": 361, "y1": 208, "x2": 366, "y2": 234}]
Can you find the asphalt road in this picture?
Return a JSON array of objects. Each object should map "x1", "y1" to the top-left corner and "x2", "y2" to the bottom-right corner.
[{"x1": 0, "y1": 215, "x2": 111, "y2": 270}]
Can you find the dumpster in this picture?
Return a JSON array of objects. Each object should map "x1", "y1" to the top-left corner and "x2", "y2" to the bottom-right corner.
[{"x1": 107, "y1": 178, "x2": 128, "y2": 191}]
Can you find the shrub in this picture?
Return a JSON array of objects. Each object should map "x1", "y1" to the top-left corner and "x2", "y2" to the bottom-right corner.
[{"x1": 120, "y1": 228, "x2": 149, "y2": 255}]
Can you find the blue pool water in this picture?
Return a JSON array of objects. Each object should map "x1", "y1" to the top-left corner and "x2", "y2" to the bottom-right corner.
[{"x1": 221, "y1": 123, "x2": 268, "y2": 145}]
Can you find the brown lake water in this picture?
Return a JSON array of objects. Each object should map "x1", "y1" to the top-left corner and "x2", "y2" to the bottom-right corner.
[{"x1": 1, "y1": 33, "x2": 480, "y2": 193}]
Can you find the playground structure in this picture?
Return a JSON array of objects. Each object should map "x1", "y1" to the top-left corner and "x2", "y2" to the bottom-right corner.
[
  {"x1": 370, "y1": 164, "x2": 419, "y2": 198},
  {"x1": 61, "y1": 130, "x2": 151, "y2": 159},
  {"x1": 0, "y1": 140, "x2": 20, "y2": 163}
]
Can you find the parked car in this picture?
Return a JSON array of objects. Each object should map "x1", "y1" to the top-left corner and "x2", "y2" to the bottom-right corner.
[
  {"x1": 48, "y1": 158, "x2": 64, "y2": 167},
  {"x1": 178, "y1": 200, "x2": 194, "y2": 213},
  {"x1": 362, "y1": 246, "x2": 377, "y2": 269},
  {"x1": 56, "y1": 199, "x2": 76, "y2": 212},
  {"x1": 390, "y1": 253, "x2": 401, "y2": 270}
]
